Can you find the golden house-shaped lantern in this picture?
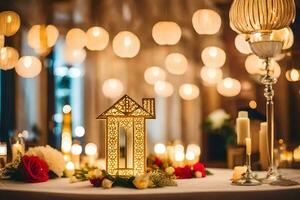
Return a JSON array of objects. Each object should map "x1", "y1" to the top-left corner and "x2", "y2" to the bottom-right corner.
[{"x1": 97, "y1": 95, "x2": 155, "y2": 176}]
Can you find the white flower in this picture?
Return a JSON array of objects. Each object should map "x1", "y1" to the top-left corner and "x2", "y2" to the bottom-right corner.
[
  {"x1": 232, "y1": 166, "x2": 247, "y2": 183},
  {"x1": 208, "y1": 109, "x2": 230, "y2": 129},
  {"x1": 102, "y1": 179, "x2": 113, "y2": 189},
  {"x1": 133, "y1": 173, "x2": 150, "y2": 189},
  {"x1": 26, "y1": 145, "x2": 66, "y2": 177}
]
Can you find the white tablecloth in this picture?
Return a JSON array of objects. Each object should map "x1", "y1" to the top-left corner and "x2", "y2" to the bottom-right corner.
[{"x1": 0, "y1": 168, "x2": 300, "y2": 200}]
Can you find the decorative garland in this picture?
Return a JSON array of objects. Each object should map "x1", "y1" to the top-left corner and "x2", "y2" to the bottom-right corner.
[{"x1": 71, "y1": 167, "x2": 177, "y2": 189}]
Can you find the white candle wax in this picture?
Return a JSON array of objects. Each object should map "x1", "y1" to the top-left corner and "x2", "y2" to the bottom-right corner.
[
  {"x1": 154, "y1": 143, "x2": 167, "y2": 159},
  {"x1": 12, "y1": 142, "x2": 24, "y2": 161},
  {"x1": 245, "y1": 137, "x2": 251, "y2": 155},
  {"x1": 236, "y1": 111, "x2": 250, "y2": 145},
  {"x1": 259, "y1": 122, "x2": 269, "y2": 170},
  {"x1": 65, "y1": 161, "x2": 75, "y2": 177},
  {"x1": 166, "y1": 145, "x2": 174, "y2": 162},
  {"x1": 294, "y1": 146, "x2": 300, "y2": 162},
  {"x1": 0, "y1": 144, "x2": 7, "y2": 156}
]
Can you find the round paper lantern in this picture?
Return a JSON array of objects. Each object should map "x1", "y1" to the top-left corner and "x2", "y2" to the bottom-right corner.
[
  {"x1": 165, "y1": 53, "x2": 188, "y2": 75},
  {"x1": 63, "y1": 46, "x2": 86, "y2": 64},
  {"x1": 152, "y1": 21, "x2": 181, "y2": 45},
  {"x1": 200, "y1": 66, "x2": 223, "y2": 85},
  {"x1": 144, "y1": 66, "x2": 166, "y2": 85},
  {"x1": 273, "y1": 27, "x2": 294, "y2": 50},
  {"x1": 245, "y1": 54, "x2": 281, "y2": 78},
  {"x1": 15, "y1": 56, "x2": 42, "y2": 78},
  {"x1": 112, "y1": 31, "x2": 140, "y2": 58},
  {"x1": 75, "y1": 126, "x2": 85, "y2": 137},
  {"x1": 27, "y1": 24, "x2": 59, "y2": 50},
  {"x1": 201, "y1": 46, "x2": 226, "y2": 68},
  {"x1": 245, "y1": 54, "x2": 263, "y2": 74},
  {"x1": 66, "y1": 28, "x2": 87, "y2": 49},
  {"x1": 234, "y1": 34, "x2": 252, "y2": 54},
  {"x1": 217, "y1": 77, "x2": 241, "y2": 97},
  {"x1": 0, "y1": 11, "x2": 21, "y2": 36},
  {"x1": 63, "y1": 105, "x2": 72, "y2": 114},
  {"x1": 0, "y1": 47, "x2": 19, "y2": 70},
  {"x1": 192, "y1": 9, "x2": 221, "y2": 35},
  {"x1": 102, "y1": 78, "x2": 124, "y2": 99},
  {"x1": 0, "y1": 35, "x2": 4, "y2": 47},
  {"x1": 179, "y1": 83, "x2": 200, "y2": 100},
  {"x1": 286, "y1": 68, "x2": 300, "y2": 82},
  {"x1": 86, "y1": 26, "x2": 109, "y2": 51},
  {"x1": 154, "y1": 80, "x2": 174, "y2": 97}
]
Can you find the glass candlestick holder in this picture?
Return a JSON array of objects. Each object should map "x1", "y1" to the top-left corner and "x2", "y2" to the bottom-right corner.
[{"x1": 235, "y1": 154, "x2": 261, "y2": 186}]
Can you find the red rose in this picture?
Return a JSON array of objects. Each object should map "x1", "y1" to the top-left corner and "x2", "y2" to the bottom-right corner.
[
  {"x1": 193, "y1": 162, "x2": 206, "y2": 177},
  {"x1": 174, "y1": 166, "x2": 193, "y2": 179},
  {"x1": 154, "y1": 157, "x2": 163, "y2": 167},
  {"x1": 20, "y1": 155, "x2": 49, "y2": 183}
]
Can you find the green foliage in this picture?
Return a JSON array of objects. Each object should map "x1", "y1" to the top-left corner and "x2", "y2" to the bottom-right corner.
[
  {"x1": 203, "y1": 118, "x2": 236, "y2": 146},
  {"x1": 150, "y1": 170, "x2": 177, "y2": 187}
]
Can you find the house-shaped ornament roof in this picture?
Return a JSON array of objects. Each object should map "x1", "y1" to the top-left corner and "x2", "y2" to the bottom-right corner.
[{"x1": 97, "y1": 95, "x2": 155, "y2": 119}]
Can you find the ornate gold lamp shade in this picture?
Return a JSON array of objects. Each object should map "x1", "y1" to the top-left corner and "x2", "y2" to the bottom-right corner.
[
  {"x1": 229, "y1": 0, "x2": 296, "y2": 34},
  {"x1": 229, "y1": 0, "x2": 296, "y2": 184},
  {"x1": 230, "y1": 0, "x2": 296, "y2": 58}
]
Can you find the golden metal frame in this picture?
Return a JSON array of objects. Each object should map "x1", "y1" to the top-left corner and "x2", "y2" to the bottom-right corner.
[{"x1": 97, "y1": 95, "x2": 155, "y2": 176}]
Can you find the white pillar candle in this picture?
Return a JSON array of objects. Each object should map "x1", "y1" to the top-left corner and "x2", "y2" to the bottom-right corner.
[
  {"x1": 85, "y1": 143, "x2": 98, "y2": 167},
  {"x1": 173, "y1": 144, "x2": 185, "y2": 167},
  {"x1": 166, "y1": 145, "x2": 174, "y2": 162},
  {"x1": 0, "y1": 143, "x2": 7, "y2": 168},
  {"x1": 154, "y1": 143, "x2": 167, "y2": 159},
  {"x1": 186, "y1": 144, "x2": 201, "y2": 163},
  {"x1": 236, "y1": 111, "x2": 250, "y2": 145},
  {"x1": 0, "y1": 143, "x2": 7, "y2": 156},
  {"x1": 245, "y1": 137, "x2": 251, "y2": 155},
  {"x1": 259, "y1": 122, "x2": 269, "y2": 170},
  {"x1": 71, "y1": 144, "x2": 82, "y2": 169},
  {"x1": 65, "y1": 161, "x2": 75, "y2": 177},
  {"x1": 185, "y1": 150, "x2": 196, "y2": 165},
  {"x1": 12, "y1": 142, "x2": 24, "y2": 161},
  {"x1": 294, "y1": 146, "x2": 300, "y2": 162}
]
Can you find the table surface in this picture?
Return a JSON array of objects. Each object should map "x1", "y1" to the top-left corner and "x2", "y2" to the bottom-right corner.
[{"x1": 0, "y1": 168, "x2": 300, "y2": 200}]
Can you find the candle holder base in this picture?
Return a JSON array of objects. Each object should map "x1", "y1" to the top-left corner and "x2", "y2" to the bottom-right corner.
[
  {"x1": 234, "y1": 173, "x2": 262, "y2": 186},
  {"x1": 261, "y1": 171, "x2": 299, "y2": 186}
]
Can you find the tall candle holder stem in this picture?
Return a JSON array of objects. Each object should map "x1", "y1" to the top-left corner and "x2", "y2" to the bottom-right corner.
[{"x1": 261, "y1": 58, "x2": 278, "y2": 182}]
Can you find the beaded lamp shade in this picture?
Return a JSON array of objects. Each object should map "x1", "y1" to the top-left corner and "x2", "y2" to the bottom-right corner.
[{"x1": 229, "y1": 0, "x2": 296, "y2": 34}]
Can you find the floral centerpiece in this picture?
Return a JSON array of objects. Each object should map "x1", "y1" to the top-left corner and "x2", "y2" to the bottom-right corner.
[
  {"x1": 0, "y1": 145, "x2": 65, "y2": 183},
  {"x1": 71, "y1": 166, "x2": 177, "y2": 189}
]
